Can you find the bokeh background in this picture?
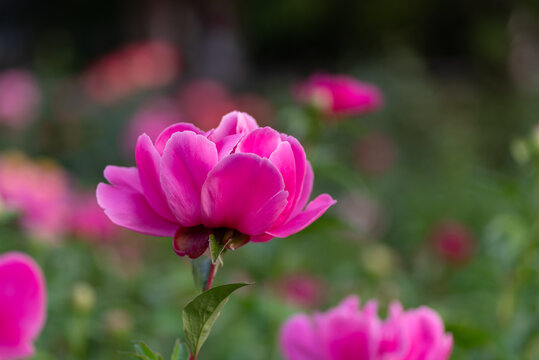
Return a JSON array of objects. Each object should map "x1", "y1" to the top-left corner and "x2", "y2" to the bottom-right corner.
[{"x1": 1, "y1": 1, "x2": 539, "y2": 359}]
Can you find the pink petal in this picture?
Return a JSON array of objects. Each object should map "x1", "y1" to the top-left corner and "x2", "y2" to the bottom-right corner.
[
  {"x1": 216, "y1": 133, "x2": 243, "y2": 160},
  {"x1": 154, "y1": 122, "x2": 204, "y2": 155},
  {"x1": 279, "y1": 314, "x2": 323, "y2": 360},
  {"x1": 210, "y1": 111, "x2": 259, "y2": 142},
  {"x1": 96, "y1": 183, "x2": 178, "y2": 237},
  {"x1": 236, "y1": 127, "x2": 281, "y2": 158},
  {"x1": 268, "y1": 194, "x2": 336, "y2": 238},
  {"x1": 135, "y1": 134, "x2": 175, "y2": 221},
  {"x1": 173, "y1": 226, "x2": 212, "y2": 259},
  {"x1": 282, "y1": 135, "x2": 307, "y2": 215},
  {"x1": 250, "y1": 233, "x2": 274, "y2": 243},
  {"x1": 201, "y1": 153, "x2": 288, "y2": 235},
  {"x1": 291, "y1": 161, "x2": 314, "y2": 219},
  {"x1": 268, "y1": 141, "x2": 297, "y2": 227},
  {"x1": 103, "y1": 165, "x2": 142, "y2": 192},
  {"x1": 160, "y1": 131, "x2": 218, "y2": 227},
  {"x1": 0, "y1": 342, "x2": 34, "y2": 360},
  {"x1": 0, "y1": 252, "x2": 46, "y2": 359}
]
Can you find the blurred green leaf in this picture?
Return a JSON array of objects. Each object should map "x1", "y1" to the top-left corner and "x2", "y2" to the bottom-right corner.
[
  {"x1": 132, "y1": 341, "x2": 164, "y2": 360},
  {"x1": 170, "y1": 339, "x2": 189, "y2": 360},
  {"x1": 182, "y1": 283, "x2": 251, "y2": 359}
]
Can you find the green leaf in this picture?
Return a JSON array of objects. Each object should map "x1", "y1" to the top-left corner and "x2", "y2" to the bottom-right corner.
[
  {"x1": 190, "y1": 257, "x2": 212, "y2": 293},
  {"x1": 170, "y1": 339, "x2": 189, "y2": 360},
  {"x1": 209, "y1": 233, "x2": 229, "y2": 264},
  {"x1": 182, "y1": 282, "x2": 251, "y2": 359},
  {"x1": 132, "y1": 341, "x2": 164, "y2": 360}
]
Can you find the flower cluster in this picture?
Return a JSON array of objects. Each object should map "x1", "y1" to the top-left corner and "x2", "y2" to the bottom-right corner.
[
  {"x1": 97, "y1": 111, "x2": 336, "y2": 258},
  {"x1": 280, "y1": 296, "x2": 453, "y2": 360},
  {"x1": 0, "y1": 153, "x2": 71, "y2": 242},
  {"x1": 82, "y1": 40, "x2": 180, "y2": 104},
  {"x1": 0, "y1": 252, "x2": 47, "y2": 360}
]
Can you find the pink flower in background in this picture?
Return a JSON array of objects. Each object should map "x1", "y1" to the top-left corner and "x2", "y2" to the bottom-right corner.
[
  {"x1": 276, "y1": 273, "x2": 325, "y2": 308},
  {"x1": 280, "y1": 296, "x2": 382, "y2": 360},
  {"x1": 280, "y1": 296, "x2": 453, "y2": 360},
  {"x1": 83, "y1": 40, "x2": 180, "y2": 104},
  {"x1": 295, "y1": 74, "x2": 383, "y2": 117},
  {"x1": 0, "y1": 252, "x2": 47, "y2": 360},
  {"x1": 0, "y1": 70, "x2": 41, "y2": 130},
  {"x1": 381, "y1": 303, "x2": 453, "y2": 360},
  {"x1": 430, "y1": 220, "x2": 475, "y2": 265},
  {"x1": 70, "y1": 192, "x2": 118, "y2": 242},
  {"x1": 0, "y1": 153, "x2": 71, "y2": 242},
  {"x1": 178, "y1": 80, "x2": 275, "y2": 130},
  {"x1": 178, "y1": 80, "x2": 237, "y2": 130},
  {"x1": 124, "y1": 98, "x2": 183, "y2": 152},
  {"x1": 355, "y1": 132, "x2": 397, "y2": 176},
  {"x1": 97, "y1": 111, "x2": 336, "y2": 258},
  {"x1": 124, "y1": 41, "x2": 180, "y2": 89}
]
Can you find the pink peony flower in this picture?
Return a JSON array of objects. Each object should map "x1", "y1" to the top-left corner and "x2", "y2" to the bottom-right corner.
[
  {"x1": 0, "y1": 153, "x2": 71, "y2": 242},
  {"x1": 280, "y1": 296, "x2": 453, "y2": 360},
  {"x1": 429, "y1": 220, "x2": 475, "y2": 265},
  {"x1": 295, "y1": 74, "x2": 383, "y2": 117},
  {"x1": 97, "y1": 111, "x2": 336, "y2": 258},
  {"x1": 70, "y1": 192, "x2": 118, "y2": 242},
  {"x1": 0, "y1": 70, "x2": 41, "y2": 130},
  {"x1": 0, "y1": 252, "x2": 47, "y2": 360},
  {"x1": 276, "y1": 273, "x2": 325, "y2": 308}
]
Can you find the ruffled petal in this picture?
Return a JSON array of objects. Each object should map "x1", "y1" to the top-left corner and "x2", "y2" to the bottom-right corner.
[
  {"x1": 135, "y1": 134, "x2": 175, "y2": 221},
  {"x1": 210, "y1": 111, "x2": 259, "y2": 143},
  {"x1": 154, "y1": 122, "x2": 204, "y2": 155},
  {"x1": 267, "y1": 194, "x2": 336, "y2": 238},
  {"x1": 201, "y1": 153, "x2": 288, "y2": 235},
  {"x1": 236, "y1": 127, "x2": 281, "y2": 158},
  {"x1": 96, "y1": 183, "x2": 178, "y2": 237},
  {"x1": 160, "y1": 131, "x2": 218, "y2": 227}
]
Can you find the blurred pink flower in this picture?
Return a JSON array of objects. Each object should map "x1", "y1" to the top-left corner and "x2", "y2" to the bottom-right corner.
[
  {"x1": 178, "y1": 80, "x2": 275, "y2": 130},
  {"x1": 97, "y1": 111, "x2": 335, "y2": 258},
  {"x1": 82, "y1": 40, "x2": 180, "y2": 104},
  {"x1": 295, "y1": 74, "x2": 383, "y2": 117},
  {"x1": 0, "y1": 252, "x2": 47, "y2": 360},
  {"x1": 381, "y1": 302, "x2": 454, "y2": 360},
  {"x1": 276, "y1": 273, "x2": 325, "y2": 308},
  {"x1": 430, "y1": 220, "x2": 475, "y2": 265},
  {"x1": 0, "y1": 153, "x2": 71, "y2": 242},
  {"x1": 235, "y1": 93, "x2": 275, "y2": 126},
  {"x1": 178, "y1": 80, "x2": 237, "y2": 130},
  {"x1": 124, "y1": 98, "x2": 183, "y2": 152},
  {"x1": 280, "y1": 296, "x2": 452, "y2": 360},
  {"x1": 70, "y1": 192, "x2": 118, "y2": 242},
  {"x1": 355, "y1": 132, "x2": 397, "y2": 176},
  {"x1": 0, "y1": 70, "x2": 41, "y2": 130}
]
